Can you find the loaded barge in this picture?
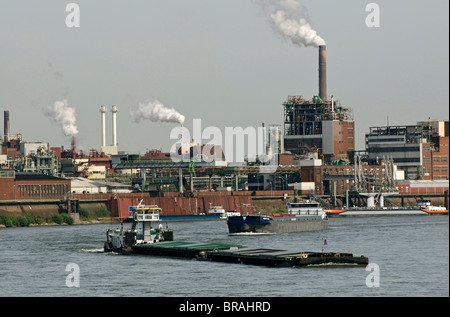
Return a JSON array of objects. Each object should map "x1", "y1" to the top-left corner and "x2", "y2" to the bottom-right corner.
[
  {"x1": 227, "y1": 200, "x2": 328, "y2": 234},
  {"x1": 132, "y1": 242, "x2": 368, "y2": 267},
  {"x1": 103, "y1": 202, "x2": 368, "y2": 267},
  {"x1": 207, "y1": 248, "x2": 368, "y2": 267}
]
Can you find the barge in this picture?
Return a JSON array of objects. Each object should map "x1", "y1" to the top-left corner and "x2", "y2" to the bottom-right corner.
[
  {"x1": 131, "y1": 243, "x2": 368, "y2": 267},
  {"x1": 131, "y1": 242, "x2": 368, "y2": 267},
  {"x1": 227, "y1": 200, "x2": 328, "y2": 234},
  {"x1": 326, "y1": 200, "x2": 448, "y2": 217},
  {"x1": 206, "y1": 248, "x2": 369, "y2": 267}
]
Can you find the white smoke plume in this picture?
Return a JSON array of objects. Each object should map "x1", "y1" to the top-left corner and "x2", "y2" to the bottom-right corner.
[
  {"x1": 43, "y1": 99, "x2": 79, "y2": 136},
  {"x1": 130, "y1": 100, "x2": 185, "y2": 125},
  {"x1": 255, "y1": 0, "x2": 325, "y2": 47}
]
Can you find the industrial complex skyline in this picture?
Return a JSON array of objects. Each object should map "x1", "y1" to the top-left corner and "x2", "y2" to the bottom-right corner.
[{"x1": 0, "y1": 0, "x2": 448, "y2": 154}]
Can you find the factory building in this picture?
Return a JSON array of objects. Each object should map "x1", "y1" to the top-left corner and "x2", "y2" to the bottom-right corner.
[
  {"x1": 365, "y1": 120, "x2": 449, "y2": 180},
  {"x1": 282, "y1": 46, "x2": 355, "y2": 162},
  {"x1": 0, "y1": 170, "x2": 71, "y2": 200},
  {"x1": 19, "y1": 145, "x2": 59, "y2": 176}
]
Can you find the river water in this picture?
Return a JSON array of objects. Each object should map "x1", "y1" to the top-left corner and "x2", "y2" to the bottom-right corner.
[{"x1": 0, "y1": 215, "x2": 448, "y2": 297}]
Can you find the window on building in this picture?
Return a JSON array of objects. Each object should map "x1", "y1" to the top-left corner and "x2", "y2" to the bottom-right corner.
[
  {"x1": 442, "y1": 156, "x2": 448, "y2": 162},
  {"x1": 0, "y1": 170, "x2": 15, "y2": 178},
  {"x1": 433, "y1": 156, "x2": 440, "y2": 162}
]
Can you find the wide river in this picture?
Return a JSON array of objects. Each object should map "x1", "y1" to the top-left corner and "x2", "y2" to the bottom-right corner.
[{"x1": 0, "y1": 215, "x2": 448, "y2": 297}]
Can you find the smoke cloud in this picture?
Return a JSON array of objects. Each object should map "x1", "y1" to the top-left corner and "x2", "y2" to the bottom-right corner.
[
  {"x1": 255, "y1": 0, "x2": 325, "y2": 47},
  {"x1": 130, "y1": 100, "x2": 185, "y2": 125},
  {"x1": 43, "y1": 99, "x2": 79, "y2": 136}
]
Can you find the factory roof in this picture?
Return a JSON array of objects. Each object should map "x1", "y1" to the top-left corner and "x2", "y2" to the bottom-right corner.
[{"x1": 14, "y1": 173, "x2": 68, "y2": 181}]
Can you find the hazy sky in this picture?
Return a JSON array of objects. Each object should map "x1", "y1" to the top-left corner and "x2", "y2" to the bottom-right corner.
[{"x1": 0, "y1": 0, "x2": 448, "y2": 154}]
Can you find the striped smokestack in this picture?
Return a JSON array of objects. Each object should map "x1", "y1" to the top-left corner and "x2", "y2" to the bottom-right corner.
[{"x1": 319, "y1": 45, "x2": 327, "y2": 101}]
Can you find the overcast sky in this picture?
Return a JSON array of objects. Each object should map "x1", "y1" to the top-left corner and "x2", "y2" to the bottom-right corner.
[{"x1": 0, "y1": 0, "x2": 448, "y2": 155}]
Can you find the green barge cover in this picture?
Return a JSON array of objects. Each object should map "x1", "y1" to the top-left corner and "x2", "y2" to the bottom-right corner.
[{"x1": 131, "y1": 241, "x2": 246, "y2": 258}]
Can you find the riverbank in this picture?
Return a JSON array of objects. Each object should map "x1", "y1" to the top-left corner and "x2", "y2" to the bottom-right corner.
[
  {"x1": 0, "y1": 194, "x2": 446, "y2": 228},
  {"x1": 0, "y1": 213, "x2": 119, "y2": 228}
]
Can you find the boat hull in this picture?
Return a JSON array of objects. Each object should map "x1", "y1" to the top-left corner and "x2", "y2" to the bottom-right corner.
[{"x1": 227, "y1": 215, "x2": 328, "y2": 234}]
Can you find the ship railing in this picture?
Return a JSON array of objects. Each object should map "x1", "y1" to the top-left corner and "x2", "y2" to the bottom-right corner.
[
  {"x1": 134, "y1": 213, "x2": 160, "y2": 222},
  {"x1": 132, "y1": 204, "x2": 160, "y2": 210},
  {"x1": 289, "y1": 209, "x2": 323, "y2": 216}
]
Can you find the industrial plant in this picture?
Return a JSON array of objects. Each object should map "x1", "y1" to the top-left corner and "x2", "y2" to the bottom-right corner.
[{"x1": 0, "y1": 45, "x2": 448, "y2": 221}]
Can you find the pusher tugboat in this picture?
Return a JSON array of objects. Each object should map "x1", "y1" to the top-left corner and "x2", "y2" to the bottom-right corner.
[{"x1": 104, "y1": 200, "x2": 173, "y2": 254}]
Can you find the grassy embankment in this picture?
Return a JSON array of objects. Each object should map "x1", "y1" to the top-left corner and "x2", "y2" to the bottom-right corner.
[{"x1": 0, "y1": 207, "x2": 111, "y2": 228}]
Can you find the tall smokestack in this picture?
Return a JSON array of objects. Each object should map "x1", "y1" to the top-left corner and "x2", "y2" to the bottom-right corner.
[
  {"x1": 100, "y1": 106, "x2": 106, "y2": 147},
  {"x1": 4, "y1": 110, "x2": 10, "y2": 143},
  {"x1": 111, "y1": 105, "x2": 118, "y2": 147},
  {"x1": 71, "y1": 136, "x2": 76, "y2": 159},
  {"x1": 319, "y1": 45, "x2": 327, "y2": 101}
]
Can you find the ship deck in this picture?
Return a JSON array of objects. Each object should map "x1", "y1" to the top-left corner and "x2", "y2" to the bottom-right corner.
[
  {"x1": 131, "y1": 241, "x2": 245, "y2": 258},
  {"x1": 131, "y1": 241, "x2": 368, "y2": 267},
  {"x1": 206, "y1": 248, "x2": 368, "y2": 267}
]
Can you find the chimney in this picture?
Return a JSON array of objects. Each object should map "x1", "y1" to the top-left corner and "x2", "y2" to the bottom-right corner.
[
  {"x1": 4, "y1": 110, "x2": 10, "y2": 143},
  {"x1": 100, "y1": 106, "x2": 106, "y2": 147},
  {"x1": 71, "y1": 136, "x2": 76, "y2": 159},
  {"x1": 111, "y1": 105, "x2": 118, "y2": 147},
  {"x1": 319, "y1": 45, "x2": 327, "y2": 101}
]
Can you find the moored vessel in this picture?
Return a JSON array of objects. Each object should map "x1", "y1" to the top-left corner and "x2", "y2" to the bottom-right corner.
[
  {"x1": 326, "y1": 200, "x2": 448, "y2": 217},
  {"x1": 227, "y1": 200, "x2": 328, "y2": 234},
  {"x1": 417, "y1": 199, "x2": 448, "y2": 215},
  {"x1": 206, "y1": 205, "x2": 241, "y2": 220},
  {"x1": 207, "y1": 205, "x2": 226, "y2": 217}
]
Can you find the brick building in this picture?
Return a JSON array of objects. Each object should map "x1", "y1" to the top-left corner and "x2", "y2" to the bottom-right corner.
[
  {"x1": 283, "y1": 96, "x2": 354, "y2": 162},
  {"x1": 365, "y1": 121, "x2": 449, "y2": 180},
  {"x1": 0, "y1": 170, "x2": 71, "y2": 200}
]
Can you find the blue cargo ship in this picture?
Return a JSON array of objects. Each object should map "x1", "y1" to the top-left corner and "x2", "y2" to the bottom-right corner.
[{"x1": 227, "y1": 201, "x2": 328, "y2": 234}]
